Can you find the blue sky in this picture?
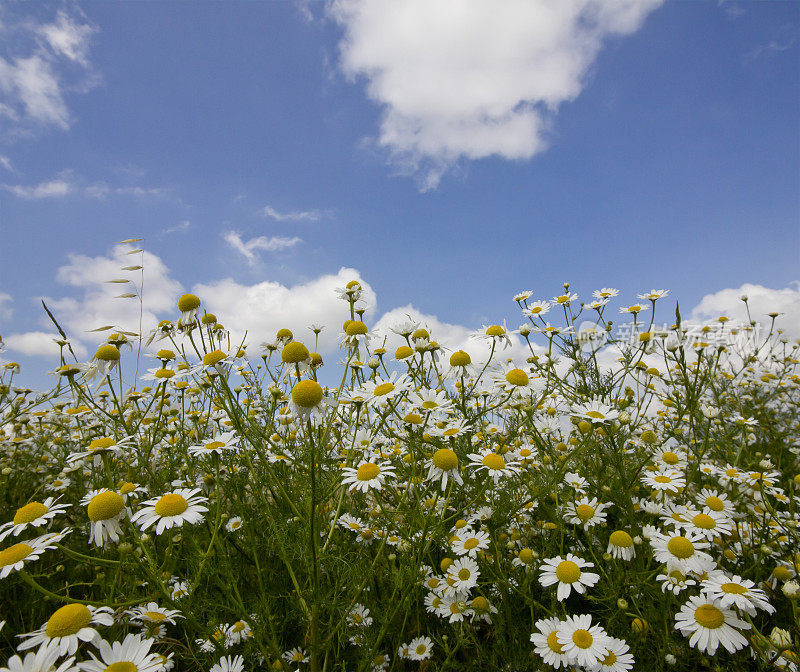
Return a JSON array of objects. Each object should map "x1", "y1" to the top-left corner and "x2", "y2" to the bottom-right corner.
[{"x1": 0, "y1": 0, "x2": 798, "y2": 387}]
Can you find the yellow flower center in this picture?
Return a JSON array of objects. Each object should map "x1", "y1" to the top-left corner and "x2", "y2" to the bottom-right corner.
[
  {"x1": 586, "y1": 410, "x2": 605, "y2": 419},
  {"x1": 555, "y1": 560, "x2": 581, "y2": 584},
  {"x1": 88, "y1": 491, "x2": 125, "y2": 522},
  {"x1": 395, "y1": 346, "x2": 413, "y2": 359},
  {"x1": 95, "y1": 345, "x2": 120, "y2": 362},
  {"x1": 654, "y1": 475, "x2": 672, "y2": 484},
  {"x1": 692, "y1": 513, "x2": 716, "y2": 530},
  {"x1": 155, "y1": 369, "x2": 175, "y2": 379},
  {"x1": 45, "y1": 603, "x2": 92, "y2": 638},
  {"x1": 119, "y1": 482, "x2": 136, "y2": 495},
  {"x1": 202, "y1": 350, "x2": 226, "y2": 366},
  {"x1": 572, "y1": 629, "x2": 593, "y2": 649},
  {"x1": 432, "y1": 448, "x2": 458, "y2": 471},
  {"x1": 485, "y1": 325, "x2": 505, "y2": 336},
  {"x1": 505, "y1": 369, "x2": 529, "y2": 386},
  {"x1": 601, "y1": 651, "x2": 617, "y2": 666},
  {"x1": 416, "y1": 644, "x2": 427, "y2": 655},
  {"x1": 481, "y1": 453, "x2": 505, "y2": 471},
  {"x1": 667, "y1": 536, "x2": 695, "y2": 559},
  {"x1": 547, "y1": 631, "x2": 564, "y2": 653},
  {"x1": 89, "y1": 437, "x2": 116, "y2": 451},
  {"x1": 281, "y1": 342, "x2": 309, "y2": 363},
  {"x1": 705, "y1": 496, "x2": 724, "y2": 512},
  {"x1": 177, "y1": 293, "x2": 201, "y2": 312},
  {"x1": 450, "y1": 350, "x2": 471, "y2": 367},
  {"x1": 662, "y1": 451, "x2": 679, "y2": 465},
  {"x1": 346, "y1": 321, "x2": 368, "y2": 336},
  {"x1": 154, "y1": 494, "x2": 188, "y2": 517},
  {"x1": 105, "y1": 663, "x2": 137, "y2": 672},
  {"x1": 13, "y1": 501, "x2": 48, "y2": 525},
  {"x1": 576, "y1": 504, "x2": 595, "y2": 523},
  {"x1": 609, "y1": 530, "x2": 633, "y2": 548},
  {"x1": 291, "y1": 380, "x2": 324, "y2": 408},
  {"x1": 232, "y1": 621, "x2": 246, "y2": 632},
  {"x1": 356, "y1": 463, "x2": 380, "y2": 481},
  {"x1": 144, "y1": 611, "x2": 166, "y2": 621},
  {"x1": 721, "y1": 582, "x2": 748, "y2": 595},
  {"x1": 373, "y1": 383, "x2": 395, "y2": 396},
  {"x1": 463, "y1": 538, "x2": 479, "y2": 550},
  {"x1": 457, "y1": 568, "x2": 471, "y2": 581},
  {"x1": 0, "y1": 542, "x2": 33, "y2": 567},
  {"x1": 205, "y1": 441, "x2": 225, "y2": 451},
  {"x1": 471, "y1": 596, "x2": 489, "y2": 611},
  {"x1": 694, "y1": 603, "x2": 724, "y2": 629}
]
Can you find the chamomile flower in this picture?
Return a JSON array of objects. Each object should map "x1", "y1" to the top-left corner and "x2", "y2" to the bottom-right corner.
[
  {"x1": 522, "y1": 301, "x2": 551, "y2": 318},
  {"x1": 226, "y1": 620, "x2": 252, "y2": 645},
  {"x1": 407, "y1": 636, "x2": 433, "y2": 661},
  {"x1": 78, "y1": 633, "x2": 165, "y2": 672},
  {"x1": 341, "y1": 457, "x2": 396, "y2": 493},
  {"x1": 1, "y1": 649, "x2": 75, "y2": 672},
  {"x1": 425, "y1": 448, "x2": 463, "y2": 491},
  {"x1": 361, "y1": 373, "x2": 412, "y2": 407},
  {"x1": 0, "y1": 496, "x2": 70, "y2": 541},
  {"x1": 641, "y1": 469, "x2": 686, "y2": 495},
  {"x1": 187, "y1": 430, "x2": 239, "y2": 457},
  {"x1": 0, "y1": 529, "x2": 69, "y2": 579},
  {"x1": 282, "y1": 647, "x2": 309, "y2": 664},
  {"x1": 530, "y1": 617, "x2": 571, "y2": 670},
  {"x1": 81, "y1": 489, "x2": 128, "y2": 547},
  {"x1": 595, "y1": 637, "x2": 635, "y2": 672},
  {"x1": 474, "y1": 323, "x2": 513, "y2": 350},
  {"x1": 17, "y1": 604, "x2": 114, "y2": 656},
  {"x1": 538, "y1": 554, "x2": 600, "y2": 601},
  {"x1": 209, "y1": 655, "x2": 244, "y2": 672},
  {"x1": 407, "y1": 387, "x2": 453, "y2": 416},
  {"x1": 130, "y1": 488, "x2": 208, "y2": 535},
  {"x1": 127, "y1": 603, "x2": 184, "y2": 628},
  {"x1": 445, "y1": 557, "x2": 480, "y2": 596},
  {"x1": 572, "y1": 399, "x2": 619, "y2": 424},
  {"x1": 701, "y1": 574, "x2": 775, "y2": 615},
  {"x1": 451, "y1": 528, "x2": 490, "y2": 558},
  {"x1": 681, "y1": 509, "x2": 732, "y2": 541},
  {"x1": 649, "y1": 530, "x2": 714, "y2": 575},
  {"x1": 607, "y1": 530, "x2": 636, "y2": 561},
  {"x1": 225, "y1": 516, "x2": 243, "y2": 533},
  {"x1": 556, "y1": 613, "x2": 612, "y2": 669},
  {"x1": 466, "y1": 449, "x2": 520, "y2": 483},
  {"x1": 563, "y1": 496, "x2": 609, "y2": 529},
  {"x1": 674, "y1": 594, "x2": 751, "y2": 655},
  {"x1": 347, "y1": 605, "x2": 373, "y2": 628},
  {"x1": 289, "y1": 379, "x2": 329, "y2": 424},
  {"x1": 657, "y1": 568, "x2": 696, "y2": 595}
]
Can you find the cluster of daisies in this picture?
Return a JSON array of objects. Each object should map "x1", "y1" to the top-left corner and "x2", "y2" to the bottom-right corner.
[{"x1": 0, "y1": 282, "x2": 798, "y2": 671}]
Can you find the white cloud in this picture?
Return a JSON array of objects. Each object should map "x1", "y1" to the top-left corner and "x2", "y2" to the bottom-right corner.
[
  {"x1": 224, "y1": 231, "x2": 303, "y2": 264},
  {"x1": 691, "y1": 281, "x2": 800, "y2": 338},
  {"x1": 0, "y1": 155, "x2": 16, "y2": 173},
  {"x1": 261, "y1": 204, "x2": 330, "y2": 222},
  {"x1": 194, "y1": 268, "x2": 376, "y2": 354},
  {"x1": 37, "y1": 11, "x2": 96, "y2": 67},
  {"x1": 0, "y1": 291, "x2": 13, "y2": 322},
  {"x1": 330, "y1": 0, "x2": 662, "y2": 188},
  {"x1": 2, "y1": 177, "x2": 71, "y2": 199},
  {"x1": 2, "y1": 331, "x2": 87, "y2": 359},
  {"x1": 47, "y1": 245, "x2": 183, "y2": 351},
  {"x1": 162, "y1": 220, "x2": 191, "y2": 235},
  {"x1": 0, "y1": 8, "x2": 97, "y2": 134}
]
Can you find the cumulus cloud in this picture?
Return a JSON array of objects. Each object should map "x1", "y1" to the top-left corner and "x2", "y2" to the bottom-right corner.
[
  {"x1": 691, "y1": 281, "x2": 800, "y2": 338},
  {"x1": 330, "y1": 0, "x2": 663, "y2": 188},
  {"x1": 194, "y1": 268, "x2": 376, "y2": 354},
  {"x1": 223, "y1": 231, "x2": 303, "y2": 265},
  {"x1": 2, "y1": 331, "x2": 87, "y2": 359},
  {"x1": 260, "y1": 205, "x2": 331, "y2": 222},
  {"x1": 0, "y1": 8, "x2": 98, "y2": 134},
  {"x1": 2, "y1": 176, "x2": 71, "y2": 199},
  {"x1": 47, "y1": 245, "x2": 183, "y2": 350}
]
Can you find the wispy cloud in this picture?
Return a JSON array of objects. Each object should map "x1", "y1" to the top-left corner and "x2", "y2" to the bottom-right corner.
[
  {"x1": 162, "y1": 220, "x2": 191, "y2": 236},
  {"x1": 0, "y1": 155, "x2": 17, "y2": 173},
  {"x1": 260, "y1": 204, "x2": 331, "y2": 222},
  {"x1": 224, "y1": 231, "x2": 302, "y2": 264},
  {"x1": 0, "y1": 8, "x2": 98, "y2": 134},
  {"x1": 744, "y1": 32, "x2": 797, "y2": 61},
  {"x1": 85, "y1": 182, "x2": 172, "y2": 200},
  {"x1": 2, "y1": 177, "x2": 71, "y2": 199}
]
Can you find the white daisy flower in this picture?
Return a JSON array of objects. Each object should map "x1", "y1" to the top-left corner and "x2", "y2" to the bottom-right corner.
[
  {"x1": 226, "y1": 620, "x2": 253, "y2": 645},
  {"x1": 347, "y1": 605, "x2": 373, "y2": 628},
  {"x1": 556, "y1": 613, "x2": 612, "y2": 669},
  {"x1": 0, "y1": 497, "x2": 70, "y2": 541},
  {"x1": 674, "y1": 594, "x2": 751, "y2": 655},
  {"x1": 571, "y1": 399, "x2": 619, "y2": 424},
  {"x1": 81, "y1": 489, "x2": 128, "y2": 548},
  {"x1": 425, "y1": 448, "x2": 463, "y2": 492},
  {"x1": 187, "y1": 430, "x2": 239, "y2": 457},
  {"x1": 538, "y1": 553, "x2": 600, "y2": 601},
  {"x1": 282, "y1": 647, "x2": 309, "y2": 664},
  {"x1": 1, "y1": 648, "x2": 75, "y2": 672},
  {"x1": 649, "y1": 530, "x2": 714, "y2": 575},
  {"x1": 563, "y1": 496, "x2": 609, "y2": 529},
  {"x1": 0, "y1": 529, "x2": 70, "y2": 579},
  {"x1": 445, "y1": 557, "x2": 480, "y2": 596},
  {"x1": 701, "y1": 573, "x2": 775, "y2": 615},
  {"x1": 17, "y1": 604, "x2": 114, "y2": 656},
  {"x1": 130, "y1": 488, "x2": 208, "y2": 535},
  {"x1": 466, "y1": 449, "x2": 521, "y2": 483},
  {"x1": 341, "y1": 457, "x2": 396, "y2": 493},
  {"x1": 595, "y1": 636, "x2": 635, "y2": 671},
  {"x1": 451, "y1": 528, "x2": 490, "y2": 558},
  {"x1": 407, "y1": 635, "x2": 433, "y2": 661},
  {"x1": 209, "y1": 655, "x2": 244, "y2": 672},
  {"x1": 530, "y1": 617, "x2": 571, "y2": 670},
  {"x1": 77, "y1": 633, "x2": 165, "y2": 672},
  {"x1": 606, "y1": 530, "x2": 636, "y2": 561}
]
